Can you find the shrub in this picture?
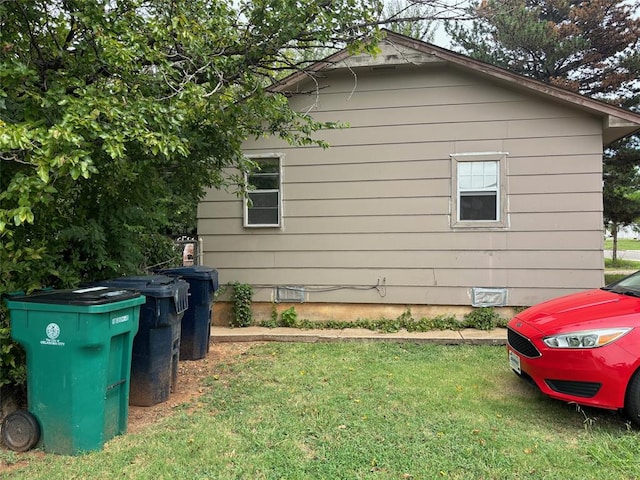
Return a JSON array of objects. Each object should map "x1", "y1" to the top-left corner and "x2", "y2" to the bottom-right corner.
[
  {"x1": 280, "y1": 306, "x2": 298, "y2": 327},
  {"x1": 0, "y1": 305, "x2": 26, "y2": 390},
  {"x1": 463, "y1": 307, "x2": 503, "y2": 331},
  {"x1": 410, "y1": 315, "x2": 462, "y2": 331}
]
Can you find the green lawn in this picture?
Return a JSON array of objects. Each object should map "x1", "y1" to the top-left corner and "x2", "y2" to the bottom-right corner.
[
  {"x1": 605, "y1": 239, "x2": 640, "y2": 251},
  {"x1": 605, "y1": 258, "x2": 640, "y2": 269},
  {"x1": 604, "y1": 239, "x2": 640, "y2": 284},
  {"x1": 4, "y1": 343, "x2": 640, "y2": 479}
]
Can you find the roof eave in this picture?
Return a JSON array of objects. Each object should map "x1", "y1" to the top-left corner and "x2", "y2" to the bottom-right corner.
[{"x1": 603, "y1": 117, "x2": 640, "y2": 145}]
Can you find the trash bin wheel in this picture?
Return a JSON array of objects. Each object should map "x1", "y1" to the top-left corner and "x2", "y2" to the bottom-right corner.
[{"x1": 2, "y1": 410, "x2": 41, "y2": 452}]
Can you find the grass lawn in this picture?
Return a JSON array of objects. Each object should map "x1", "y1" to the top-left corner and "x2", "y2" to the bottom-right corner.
[
  {"x1": 604, "y1": 240, "x2": 640, "y2": 284},
  {"x1": 605, "y1": 258, "x2": 640, "y2": 269},
  {"x1": 3, "y1": 342, "x2": 640, "y2": 479},
  {"x1": 605, "y1": 239, "x2": 640, "y2": 251}
]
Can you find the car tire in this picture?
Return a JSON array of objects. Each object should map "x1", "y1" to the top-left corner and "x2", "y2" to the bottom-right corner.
[{"x1": 624, "y1": 371, "x2": 640, "y2": 427}]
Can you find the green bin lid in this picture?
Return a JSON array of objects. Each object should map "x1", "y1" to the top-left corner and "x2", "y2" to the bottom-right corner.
[{"x1": 6, "y1": 287, "x2": 141, "y2": 306}]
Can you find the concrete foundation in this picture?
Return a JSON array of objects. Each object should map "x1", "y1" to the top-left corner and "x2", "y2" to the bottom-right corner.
[{"x1": 211, "y1": 301, "x2": 520, "y2": 327}]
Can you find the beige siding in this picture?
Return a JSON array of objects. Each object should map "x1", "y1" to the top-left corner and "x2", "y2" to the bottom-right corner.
[
  {"x1": 207, "y1": 250, "x2": 601, "y2": 270},
  {"x1": 285, "y1": 179, "x2": 450, "y2": 200},
  {"x1": 199, "y1": 61, "x2": 605, "y2": 309},
  {"x1": 244, "y1": 143, "x2": 458, "y2": 165},
  {"x1": 199, "y1": 230, "x2": 600, "y2": 251},
  {"x1": 202, "y1": 266, "x2": 601, "y2": 289}
]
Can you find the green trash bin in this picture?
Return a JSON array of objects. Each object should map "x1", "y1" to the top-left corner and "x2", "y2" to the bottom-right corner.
[{"x1": 4, "y1": 287, "x2": 145, "y2": 455}]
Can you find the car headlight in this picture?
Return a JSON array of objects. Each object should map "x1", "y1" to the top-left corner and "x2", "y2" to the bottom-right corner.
[{"x1": 543, "y1": 328, "x2": 632, "y2": 349}]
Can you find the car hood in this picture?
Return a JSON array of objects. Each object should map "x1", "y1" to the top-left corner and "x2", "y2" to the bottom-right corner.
[{"x1": 514, "y1": 288, "x2": 640, "y2": 334}]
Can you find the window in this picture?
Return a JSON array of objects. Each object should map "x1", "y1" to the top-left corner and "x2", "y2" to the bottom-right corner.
[
  {"x1": 459, "y1": 161, "x2": 498, "y2": 220},
  {"x1": 451, "y1": 152, "x2": 508, "y2": 228},
  {"x1": 244, "y1": 155, "x2": 282, "y2": 227}
]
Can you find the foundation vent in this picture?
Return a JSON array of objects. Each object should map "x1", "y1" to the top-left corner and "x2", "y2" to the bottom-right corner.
[
  {"x1": 471, "y1": 288, "x2": 508, "y2": 307},
  {"x1": 275, "y1": 286, "x2": 306, "y2": 303}
]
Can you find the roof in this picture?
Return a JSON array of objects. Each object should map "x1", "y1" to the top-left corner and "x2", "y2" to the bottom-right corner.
[{"x1": 272, "y1": 30, "x2": 640, "y2": 146}]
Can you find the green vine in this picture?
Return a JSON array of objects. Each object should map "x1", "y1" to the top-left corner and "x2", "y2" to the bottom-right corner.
[
  {"x1": 255, "y1": 306, "x2": 512, "y2": 332},
  {"x1": 256, "y1": 308, "x2": 466, "y2": 333},
  {"x1": 230, "y1": 282, "x2": 253, "y2": 327}
]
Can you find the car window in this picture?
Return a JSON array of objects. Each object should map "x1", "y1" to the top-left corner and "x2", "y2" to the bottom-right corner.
[{"x1": 606, "y1": 271, "x2": 640, "y2": 291}]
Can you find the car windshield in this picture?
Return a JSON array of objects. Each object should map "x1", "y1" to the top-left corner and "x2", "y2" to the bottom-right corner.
[{"x1": 603, "y1": 271, "x2": 640, "y2": 296}]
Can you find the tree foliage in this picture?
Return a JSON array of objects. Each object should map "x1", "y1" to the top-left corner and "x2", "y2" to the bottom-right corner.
[
  {"x1": 603, "y1": 137, "x2": 640, "y2": 260},
  {"x1": 447, "y1": 0, "x2": 640, "y2": 100},
  {"x1": 0, "y1": 0, "x2": 386, "y2": 291},
  {"x1": 383, "y1": 0, "x2": 438, "y2": 41}
]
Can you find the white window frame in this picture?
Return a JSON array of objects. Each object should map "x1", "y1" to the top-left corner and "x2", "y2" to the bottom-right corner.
[
  {"x1": 450, "y1": 152, "x2": 508, "y2": 229},
  {"x1": 243, "y1": 153, "x2": 283, "y2": 228}
]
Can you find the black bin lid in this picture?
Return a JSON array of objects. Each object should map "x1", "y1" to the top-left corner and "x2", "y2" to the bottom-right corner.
[
  {"x1": 8, "y1": 287, "x2": 141, "y2": 306},
  {"x1": 158, "y1": 266, "x2": 217, "y2": 280},
  {"x1": 97, "y1": 275, "x2": 187, "y2": 298},
  {"x1": 158, "y1": 266, "x2": 219, "y2": 290}
]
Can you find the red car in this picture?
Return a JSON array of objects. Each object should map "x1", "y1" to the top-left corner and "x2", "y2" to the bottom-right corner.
[{"x1": 507, "y1": 272, "x2": 640, "y2": 425}]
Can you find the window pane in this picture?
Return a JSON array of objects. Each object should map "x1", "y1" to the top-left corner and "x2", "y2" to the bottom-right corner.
[
  {"x1": 470, "y1": 172, "x2": 485, "y2": 189},
  {"x1": 458, "y1": 162, "x2": 471, "y2": 176},
  {"x1": 248, "y1": 158, "x2": 280, "y2": 189},
  {"x1": 249, "y1": 173, "x2": 279, "y2": 190},
  {"x1": 471, "y1": 162, "x2": 485, "y2": 176},
  {"x1": 484, "y1": 162, "x2": 497, "y2": 177},
  {"x1": 249, "y1": 191, "x2": 278, "y2": 208},
  {"x1": 255, "y1": 158, "x2": 279, "y2": 173},
  {"x1": 459, "y1": 161, "x2": 498, "y2": 192},
  {"x1": 460, "y1": 192, "x2": 497, "y2": 220},
  {"x1": 248, "y1": 207, "x2": 279, "y2": 225},
  {"x1": 248, "y1": 192, "x2": 279, "y2": 225}
]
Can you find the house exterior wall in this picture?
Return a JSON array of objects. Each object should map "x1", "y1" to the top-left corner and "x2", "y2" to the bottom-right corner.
[{"x1": 198, "y1": 62, "x2": 604, "y2": 311}]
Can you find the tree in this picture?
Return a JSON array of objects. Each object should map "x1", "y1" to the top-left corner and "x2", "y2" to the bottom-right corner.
[
  {"x1": 383, "y1": 0, "x2": 438, "y2": 41},
  {"x1": 603, "y1": 137, "x2": 640, "y2": 261},
  {"x1": 0, "y1": 0, "x2": 385, "y2": 289},
  {"x1": 446, "y1": 0, "x2": 640, "y2": 99},
  {"x1": 447, "y1": 0, "x2": 640, "y2": 260}
]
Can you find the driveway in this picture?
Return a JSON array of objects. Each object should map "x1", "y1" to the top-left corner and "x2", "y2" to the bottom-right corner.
[{"x1": 604, "y1": 250, "x2": 640, "y2": 261}]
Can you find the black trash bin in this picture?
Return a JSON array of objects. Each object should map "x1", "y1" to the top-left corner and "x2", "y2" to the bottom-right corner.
[
  {"x1": 96, "y1": 276, "x2": 189, "y2": 406},
  {"x1": 158, "y1": 266, "x2": 219, "y2": 360}
]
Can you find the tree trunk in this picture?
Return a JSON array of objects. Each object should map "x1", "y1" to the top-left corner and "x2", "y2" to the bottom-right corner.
[{"x1": 612, "y1": 222, "x2": 618, "y2": 263}]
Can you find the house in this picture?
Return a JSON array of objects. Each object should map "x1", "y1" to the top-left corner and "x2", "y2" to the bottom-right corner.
[{"x1": 198, "y1": 30, "x2": 640, "y2": 324}]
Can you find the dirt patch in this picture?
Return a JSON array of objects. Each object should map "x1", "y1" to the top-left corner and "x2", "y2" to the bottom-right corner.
[
  {"x1": 127, "y1": 342, "x2": 254, "y2": 433},
  {"x1": 0, "y1": 342, "x2": 256, "y2": 473}
]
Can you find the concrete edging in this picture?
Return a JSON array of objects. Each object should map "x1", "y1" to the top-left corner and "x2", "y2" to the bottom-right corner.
[{"x1": 210, "y1": 326, "x2": 507, "y2": 346}]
